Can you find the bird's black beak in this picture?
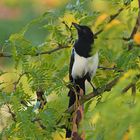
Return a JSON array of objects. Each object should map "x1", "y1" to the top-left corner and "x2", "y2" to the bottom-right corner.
[{"x1": 72, "y1": 22, "x2": 81, "y2": 30}]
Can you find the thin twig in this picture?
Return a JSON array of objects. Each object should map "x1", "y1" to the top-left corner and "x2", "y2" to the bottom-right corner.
[
  {"x1": 98, "y1": 66, "x2": 124, "y2": 72},
  {"x1": 122, "y1": 83, "x2": 137, "y2": 104},
  {"x1": 37, "y1": 121, "x2": 47, "y2": 129},
  {"x1": 66, "y1": 76, "x2": 120, "y2": 114},
  {"x1": 0, "y1": 52, "x2": 12, "y2": 57},
  {"x1": 122, "y1": 83, "x2": 134, "y2": 93},
  {"x1": 127, "y1": 0, "x2": 140, "y2": 50},
  {"x1": 35, "y1": 44, "x2": 70, "y2": 56},
  {"x1": 62, "y1": 21, "x2": 73, "y2": 41},
  {"x1": 98, "y1": 66, "x2": 116, "y2": 70},
  {"x1": 6, "y1": 104, "x2": 16, "y2": 122},
  {"x1": 131, "y1": 84, "x2": 136, "y2": 96},
  {"x1": 31, "y1": 118, "x2": 46, "y2": 129},
  {"x1": 13, "y1": 72, "x2": 27, "y2": 91},
  {"x1": 95, "y1": 7, "x2": 124, "y2": 36},
  {"x1": 20, "y1": 100, "x2": 29, "y2": 107},
  {"x1": 0, "y1": 45, "x2": 70, "y2": 58}
]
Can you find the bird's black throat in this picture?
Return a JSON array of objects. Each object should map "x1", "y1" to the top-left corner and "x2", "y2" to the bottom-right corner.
[{"x1": 74, "y1": 39, "x2": 94, "y2": 58}]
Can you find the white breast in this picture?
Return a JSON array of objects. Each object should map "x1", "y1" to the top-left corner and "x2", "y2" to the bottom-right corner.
[
  {"x1": 72, "y1": 49, "x2": 99, "y2": 79},
  {"x1": 72, "y1": 51, "x2": 88, "y2": 79}
]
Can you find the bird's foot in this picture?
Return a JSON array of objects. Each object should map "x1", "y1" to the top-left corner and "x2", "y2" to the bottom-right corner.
[{"x1": 93, "y1": 87, "x2": 98, "y2": 95}]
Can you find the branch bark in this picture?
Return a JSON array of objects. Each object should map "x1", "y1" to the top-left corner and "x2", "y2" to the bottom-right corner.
[
  {"x1": 98, "y1": 66, "x2": 124, "y2": 72},
  {"x1": 95, "y1": 7, "x2": 124, "y2": 36},
  {"x1": 128, "y1": 0, "x2": 140, "y2": 50},
  {"x1": 6, "y1": 104, "x2": 16, "y2": 122},
  {"x1": 56, "y1": 76, "x2": 120, "y2": 129},
  {"x1": 0, "y1": 45, "x2": 70, "y2": 58},
  {"x1": 31, "y1": 118, "x2": 47, "y2": 130},
  {"x1": 131, "y1": 84, "x2": 136, "y2": 96},
  {"x1": 13, "y1": 72, "x2": 27, "y2": 91},
  {"x1": 34, "y1": 44, "x2": 70, "y2": 56},
  {"x1": 66, "y1": 76, "x2": 120, "y2": 114}
]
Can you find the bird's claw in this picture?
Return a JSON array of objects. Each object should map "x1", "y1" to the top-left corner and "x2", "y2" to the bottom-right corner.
[{"x1": 93, "y1": 87, "x2": 98, "y2": 94}]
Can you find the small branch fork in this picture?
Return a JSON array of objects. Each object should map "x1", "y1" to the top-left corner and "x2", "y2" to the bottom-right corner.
[
  {"x1": 122, "y1": 83, "x2": 135, "y2": 93},
  {"x1": 122, "y1": 83, "x2": 136, "y2": 97}
]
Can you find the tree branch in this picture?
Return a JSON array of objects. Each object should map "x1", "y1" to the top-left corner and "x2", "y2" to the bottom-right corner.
[
  {"x1": 98, "y1": 66, "x2": 116, "y2": 70},
  {"x1": 6, "y1": 104, "x2": 16, "y2": 122},
  {"x1": 13, "y1": 72, "x2": 27, "y2": 91},
  {"x1": 98, "y1": 66, "x2": 124, "y2": 72},
  {"x1": 0, "y1": 44, "x2": 70, "y2": 58},
  {"x1": 66, "y1": 76, "x2": 120, "y2": 114},
  {"x1": 56, "y1": 76, "x2": 120, "y2": 128},
  {"x1": 35, "y1": 44, "x2": 70, "y2": 56},
  {"x1": 95, "y1": 7, "x2": 124, "y2": 36},
  {"x1": 0, "y1": 52, "x2": 12, "y2": 57},
  {"x1": 131, "y1": 84, "x2": 136, "y2": 96},
  {"x1": 31, "y1": 118, "x2": 46, "y2": 129},
  {"x1": 62, "y1": 21, "x2": 73, "y2": 42},
  {"x1": 122, "y1": 83, "x2": 134, "y2": 93},
  {"x1": 128, "y1": 0, "x2": 140, "y2": 50}
]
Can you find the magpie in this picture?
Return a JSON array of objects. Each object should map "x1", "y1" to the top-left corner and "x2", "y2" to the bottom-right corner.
[{"x1": 66, "y1": 23, "x2": 99, "y2": 138}]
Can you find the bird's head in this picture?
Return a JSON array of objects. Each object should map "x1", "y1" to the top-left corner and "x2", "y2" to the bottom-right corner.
[{"x1": 72, "y1": 22, "x2": 94, "y2": 43}]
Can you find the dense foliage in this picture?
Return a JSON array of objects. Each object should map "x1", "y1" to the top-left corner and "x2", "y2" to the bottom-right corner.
[{"x1": 0, "y1": 0, "x2": 140, "y2": 139}]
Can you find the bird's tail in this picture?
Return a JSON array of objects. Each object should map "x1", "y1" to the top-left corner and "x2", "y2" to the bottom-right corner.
[
  {"x1": 66, "y1": 78, "x2": 85, "y2": 138},
  {"x1": 66, "y1": 89, "x2": 76, "y2": 138}
]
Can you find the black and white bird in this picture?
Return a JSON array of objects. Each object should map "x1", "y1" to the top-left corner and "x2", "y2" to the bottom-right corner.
[{"x1": 66, "y1": 23, "x2": 99, "y2": 138}]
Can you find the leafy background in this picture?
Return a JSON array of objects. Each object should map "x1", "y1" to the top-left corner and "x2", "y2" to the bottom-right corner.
[{"x1": 0, "y1": 0, "x2": 140, "y2": 140}]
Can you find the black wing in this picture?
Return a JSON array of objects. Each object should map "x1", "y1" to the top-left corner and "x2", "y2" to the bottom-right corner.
[{"x1": 69, "y1": 48, "x2": 74, "y2": 82}]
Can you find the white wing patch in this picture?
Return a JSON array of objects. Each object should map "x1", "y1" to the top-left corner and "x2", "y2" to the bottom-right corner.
[
  {"x1": 88, "y1": 52, "x2": 99, "y2": 78},
  {"x1": 72, "y1": 49, "x2": 99, "y2": 79}
]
